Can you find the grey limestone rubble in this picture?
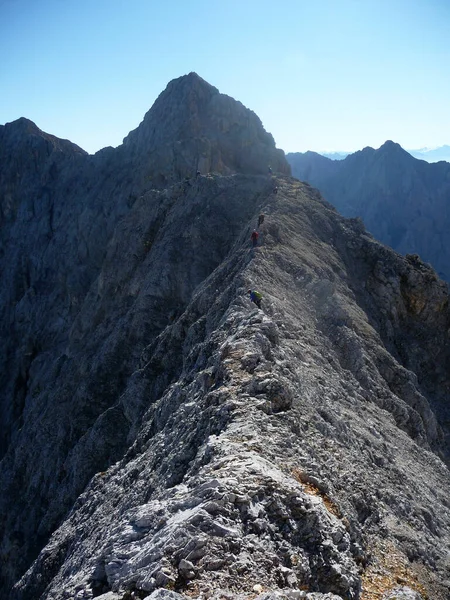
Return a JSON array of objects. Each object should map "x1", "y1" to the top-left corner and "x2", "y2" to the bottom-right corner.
[{"x1": 0, "y1": 74, "x2": 449, "y2": 600}]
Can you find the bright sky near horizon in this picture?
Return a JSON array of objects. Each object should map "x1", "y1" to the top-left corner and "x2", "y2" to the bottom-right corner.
[{"x1": 1, "y1": 0, "x2": 449, "y2": 155}]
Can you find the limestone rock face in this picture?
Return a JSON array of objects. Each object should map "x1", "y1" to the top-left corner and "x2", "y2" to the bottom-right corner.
[
  {"x1": 287, "y1": 142, "x2": 450, "y2": 280},
  {"x1": 1, "y1": 79, "x2": 450, "y2": 600},
  {"x1": 123, "y1": 72, "x2": 291, "y2": 183}
]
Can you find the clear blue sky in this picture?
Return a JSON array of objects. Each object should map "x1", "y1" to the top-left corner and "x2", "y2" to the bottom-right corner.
[{"x1": 1, "y1": 0, "x2": 449, "y2": 154}]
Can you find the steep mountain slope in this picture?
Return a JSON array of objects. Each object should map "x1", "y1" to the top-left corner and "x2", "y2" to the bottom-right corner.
[
  {"x1": 1, "y1": 76, "x2": 449, "y2": 600},
  {"x1": 122, "y1": 72, "x2": 290, "y2": 185},
  {"x1": 0, "y1": 72, "x2": 289, "y2": 458},
  {"x1": 8, "y1": 174, "x2": 450, "y2": 600},
  {"x1": 0, "y1": 73, "x2": 290, "y2": 597},
  {"x1": 287, "y1": 143, "x2": 450, "y2": 280}
]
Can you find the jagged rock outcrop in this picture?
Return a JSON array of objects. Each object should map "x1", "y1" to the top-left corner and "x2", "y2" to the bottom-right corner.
[
  {"x1": 122, "y1": 72, "x2": 291, "y2": 185},
  {"x1": 287, "y1": 143, "x2": 450, "y2": 280},
  {"x1": 1, "y1": 77, "x2": 449, "y2": 600}
]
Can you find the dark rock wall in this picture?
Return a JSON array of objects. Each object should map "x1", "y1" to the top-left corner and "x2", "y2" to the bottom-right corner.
[
  {"x1": 123, "y1": 73, "x2": 291, "y2": 183},
  {"x1": 0, "y1": 75, "x2": 290, "y2": 595},
  {"x1": 0, "y1": 173, "x2": 272, "y2": 594},
  {"x1": 287, "y1": 143, "x2": 450, "y2": 280}
]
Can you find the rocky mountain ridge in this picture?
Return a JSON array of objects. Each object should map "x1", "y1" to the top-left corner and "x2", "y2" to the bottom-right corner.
[
  {"x1": 1, "y1": 75, "x2": 449, "y2": 600},
  {"x1": 122, "y1": 72, "x2": 290, "y2": 186},
  {"x1": 287, "y1": 143, "x2": 450, "y2": 280},
  {"x1": 316, "y1": 145, "x2": 450, "y2": 163}
]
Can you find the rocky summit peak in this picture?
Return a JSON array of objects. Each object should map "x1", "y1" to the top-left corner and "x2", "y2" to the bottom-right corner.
[
  {"x1": 371, "y1": 140, "x2": 418, "y2": 168},
  {"x1": 145, "y1": 72, "x2": 219, "y2": 116},
  {"x1": 166, "y1": 71, "x2": 218, "y2": 94},
  {"x1": 378, "y1": 139, "x2": 410, "y2": 155},
  {"x1": 1, "y1": 116, "x2": 87, "y2": 155},
  {"x1": 4, "y1": 116, "x2": 41, "y2": 134},
  {"x1": 381, "y1": 139, "x2": 400, "y2": 148},
  {"x1": 122, "y1": 73, "x2": 290, "y2": 183}
]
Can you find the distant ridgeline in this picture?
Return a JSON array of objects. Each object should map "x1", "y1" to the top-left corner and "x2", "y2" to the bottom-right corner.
[
  {"x1": 288, "y1": 142, "x2": 450, "y2": 280},
  {"x1": 319, "y1": 145, "x2": 450, "y2": 163}
]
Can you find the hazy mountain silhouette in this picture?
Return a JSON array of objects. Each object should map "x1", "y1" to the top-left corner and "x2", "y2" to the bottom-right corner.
[
  {"x1": 288, "y1": 141, "x2": 450, "y2": 280},
  {"x1": 316, "y1": 145, "x2": 450, "y2": 163}
]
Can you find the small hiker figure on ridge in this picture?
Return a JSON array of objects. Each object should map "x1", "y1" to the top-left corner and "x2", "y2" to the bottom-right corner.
[
  {"x1": 251, "y1": 229, "x2": 259, "y2": 247},
  {"x1": 258, "y1": 214, "x2": 265, "y2": 227},
  {"x1": 268, "y1": 165, "x2": 273, "y2": 175},
  {"x1": 248, "y1": 289, "x2": 263, "y2": 309}
]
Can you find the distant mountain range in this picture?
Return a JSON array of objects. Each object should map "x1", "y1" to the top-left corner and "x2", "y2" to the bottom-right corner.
[
  {"x1": 287, "y1": 141, "x2": 450, "y2": 280},
  {"x1": 319, "y1": 145, "x2": 450, "y2": 163}
]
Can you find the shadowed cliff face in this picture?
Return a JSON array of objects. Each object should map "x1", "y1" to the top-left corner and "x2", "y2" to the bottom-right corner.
[
  {"x1": 1, "y1": 77, "x2": 450, "y2": 600},
  {"x1": 0, "y1": 74, "x2": 290, "y2": 596},
  {"x1": 287, "y1": 143, "x2": 450, "y2": 281},
  {"x1": 122, "y1": 72, "x2": 291, "y2": 184},
  {"x1": 0, "y1": 73, "x2": 290, "y2": 460}
]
